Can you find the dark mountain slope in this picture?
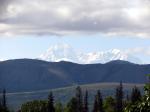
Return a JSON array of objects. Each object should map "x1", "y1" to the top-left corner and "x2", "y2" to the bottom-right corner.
[{"x1": 0, "y1": 59, "x2": 149, "y2": 92}]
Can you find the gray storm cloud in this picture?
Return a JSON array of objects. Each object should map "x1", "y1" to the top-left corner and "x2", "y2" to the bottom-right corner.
[{"x1": 0, "y1": 0, "x2": 150, "y2": 37}]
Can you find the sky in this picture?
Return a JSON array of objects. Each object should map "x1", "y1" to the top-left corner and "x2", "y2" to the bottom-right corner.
[{"x1": 0, "y1": 0, "x2": 150, "y2": 63}]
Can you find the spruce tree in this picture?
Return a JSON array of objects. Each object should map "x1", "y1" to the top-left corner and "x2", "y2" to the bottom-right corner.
[
  {"x1": 55, "y1": 102, "x2": 63, "y2": 112},
  {"x1": 93, "y1": 95, "x2": 98, "y2": 112},
  {"x1": 92, "y1": 90, "x2": 104, "y2": 112},
  {"x1": 103, "y1": 96, "x2": 115, "y2": 112},
  {"x1": 0, "y1": 94, "x2": 2, "y2": 112},
  {"x1": 83, "y1": 90, "x2": 88, "y2": 112},
  {"x1": 115, "y1": 81, "x2": 124, "y2": 112},
  {"x1": 97, "y1": 90, "x2": 104, "y2": 112},
  {"x1": 126, "y1": 93, "x2": 130, "y2": 102},
  {"x1": 48, "y1": 91, "x2": 55, "y2": 112},
  {"x1": 2, "y1": 89, "x2": 6, "y2": 109},
  {"x1": 131, "y1": 86, "x2": 141, "y2": 104},
  {"x1": 65, "y1": 97, "x2": 78, "y2": 112},
  {"x1": 76, "y1": 86, "x2": 83, "y2": 112},
  {"x1": 0, "y1": 89, "x2": 8, "y2": 112}
]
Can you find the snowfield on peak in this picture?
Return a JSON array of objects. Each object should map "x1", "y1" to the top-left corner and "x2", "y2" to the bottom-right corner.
[
  {"x1": 39, "y1": 44, "x2": 79, "y2": 62},
  {"x1": 0, "y1": 58, "x2": 4, "y2": 61},
  {"x1": 39, "y1": 44, "x2": 142, "y2": 64}
]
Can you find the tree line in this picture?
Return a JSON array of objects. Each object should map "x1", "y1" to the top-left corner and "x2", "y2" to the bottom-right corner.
[
  {"x1": 20, "y1": 81, "x2": 149, "y2": 112},
  {"x1": 0, "y1": 81, "x2": 150, "y2": 112}
]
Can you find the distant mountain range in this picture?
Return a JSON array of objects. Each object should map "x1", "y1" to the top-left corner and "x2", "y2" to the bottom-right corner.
[
  {"x1": 0, "y1": 59, "x2": 149, "y2": 92},
  {"x1": 39, "y1": 44, "x2": 142, "y2": 64}
]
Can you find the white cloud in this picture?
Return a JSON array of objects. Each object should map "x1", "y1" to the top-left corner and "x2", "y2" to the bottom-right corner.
[
  {"x1": 125, "y1": 47, "x2": 150, "y2": 56},
  {"x1": 0, "y1": 0, "x2": 150, "y2": 38}
]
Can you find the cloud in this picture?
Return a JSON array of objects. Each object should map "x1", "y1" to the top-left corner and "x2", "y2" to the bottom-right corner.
[
  {"x1": 125, "y1": 47, "x2": 150, "y2": 56},
  {"x1": 0, "y1": 0, "x2": 150, "y2": 38}
]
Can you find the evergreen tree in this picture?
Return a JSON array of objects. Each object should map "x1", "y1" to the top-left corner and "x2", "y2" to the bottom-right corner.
[
  {"x1": 55, "y1": 102, "x2": 63, "y2": 112},
  {"x1": 0, "y1": 106, "x2": 1, "y2": 111},
  {"x1": 93, "y1": 95, "x2": 98, "y2": 112},
  {"x1": 76, "y1": 86, "x2": 83, "y2": 112},
  {"x1": 0, "y1": 89, "x2": 8, "y2": 112},
  {"x1": 131, "y1": 86, "x2": 141, "y2": 104},
  {"x1": 103, "y1": 96, "x2": 115, "y2": 112},
  {"x1": 2, "y1": 89, "x2": 6, "y2": 109},
  {"x1": 115, "y1": 81, "x2": 124, "y2": 112},
  {"x1": 83, "y1": 90, "x2": 88, "y2": 112},
  {"x1": 126, "y1": 93, "x2": 130, "y2": 102},
  {"x1": 92, "y1": 90, "x2": 104, "y2": 112},
  {"x1": 97, "y1": 90, "x2": 104, "y2": 112},
  {"x1": 48, "y1": 92, "x2": 55, "y2": 112},
  {"x1": 21, "y1": 100, "x2": 47, "y2": 112},
  {"x1": 124, "y1": 82, "x2": 150, "y2": 112},
  {"x1": 64, "y1": 97, "x2": 78, "y2": 112},
  {"x1": 0, "y1": 92, "x2": 2, "y2": 112}
]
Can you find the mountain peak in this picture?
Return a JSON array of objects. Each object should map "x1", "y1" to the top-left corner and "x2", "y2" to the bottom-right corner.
[
  {"x1": 106, "y1": 60, "x2": 134, "y2": 65},
  {"x1": 39, "y1": 43, "x2": 78, "y2": 62},
  {"x1": 39, "y1": 44, "x2": 142, "y2": 64},
  {"x1": 109, "y1": 49, "x2": 121, "y2": 54},
  {"x1": 0, "y1": 58, "x2": 4, "y2": 61}
]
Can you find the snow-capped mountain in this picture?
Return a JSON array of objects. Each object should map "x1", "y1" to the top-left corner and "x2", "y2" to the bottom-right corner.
[
  {"x1": 0, "y1": 58, "x2": 4, "y2": 61},
  {"x1": 78, "y1": 49, "x2": 142, "y2": 64},
  {"x1": 39, "y1": 44, "x2": 142, "y2": 64},
  {"x1": 39, "y1": 44, "x2": 79, "y2": 62}
]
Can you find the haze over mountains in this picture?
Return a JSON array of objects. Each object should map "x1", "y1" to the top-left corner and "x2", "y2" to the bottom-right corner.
[
  {"x1": 0, "y1": 59, "x2": 149, "y2": 92},
  {"x1": 39, "y1": 44, "x2": 142, "y2": 64}
]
